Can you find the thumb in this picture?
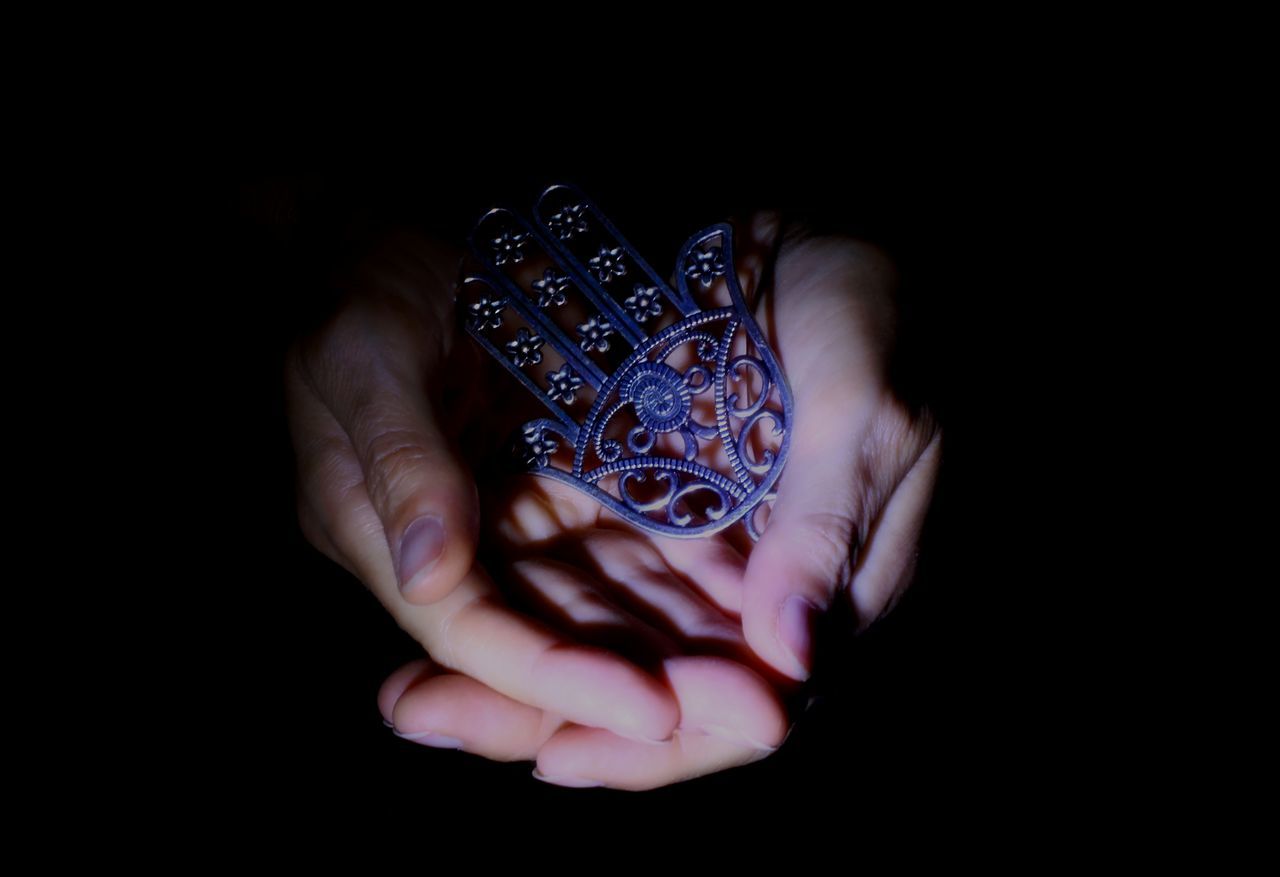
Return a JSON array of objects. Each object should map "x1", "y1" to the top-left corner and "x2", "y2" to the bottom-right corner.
[
  {"x1": 741, "y1": 387, "x2": 905, "y2": 680},
  {"x1": 349, "y1": 382, "x2": 481, "y2": 605},
  {"x1": 297, "y1": 252, "x2": 481, "y2": 605}
]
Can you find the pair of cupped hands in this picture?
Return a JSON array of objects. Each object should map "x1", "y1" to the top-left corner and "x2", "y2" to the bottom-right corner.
[{"x1": 283, "y1": 211, "x2": 942, "y2": 790}]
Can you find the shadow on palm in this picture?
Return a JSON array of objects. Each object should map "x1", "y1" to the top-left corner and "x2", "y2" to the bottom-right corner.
[
  {"x1": 382, "y1": 214, "x2": 810, "y2": 787},
  {"x1": 383, "y1": 208, "x2": 939, "y2": 790}
]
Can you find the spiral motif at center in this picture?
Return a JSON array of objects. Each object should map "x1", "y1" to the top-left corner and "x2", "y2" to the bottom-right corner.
[{"x1": 621, "y1": 362, "x2": 692, "y2": 433}]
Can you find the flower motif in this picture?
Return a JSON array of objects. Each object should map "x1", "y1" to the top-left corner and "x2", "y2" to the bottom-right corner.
[
  {"x1": 623, "y1": 284, "x2": 663, "y2": 323},
  {"x1": 491, "y1": 228, "x2": 530, "y2": 265},
  {"x1": 697, "y1": 338, "x2": 718, "y2": 361},
  {"x1": 576, "y1": 314, "x2": 615, "y2": 352},
  {"x1": 684, "y1": 246, "x2": 726, "y2": 287},
  {"x1": 467, "y1": 294, "x2": 507, "y2": 332},
  {"x1": 505, "y1": 327, "x2": 545, "y2": 367},
  {"x1": 531, "y1": 269, "x2": 570, "y2": 309},
  {"x1": 521, "y1": 424, "x2": 558, "y2": 469},
  {"x1": 589, "y1": 246, "x2": 627, "y2": 283},
  {"x1": 545, "y1": 365, "x2": 584, "y2": 405},
  {"x1": 547, "y1": 203, "x2": 589, "y2": 240}
]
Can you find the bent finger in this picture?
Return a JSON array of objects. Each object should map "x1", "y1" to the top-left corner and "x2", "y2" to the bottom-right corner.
[{"x1": 385, "y1": 661, "x2": 563, "y2": 761}]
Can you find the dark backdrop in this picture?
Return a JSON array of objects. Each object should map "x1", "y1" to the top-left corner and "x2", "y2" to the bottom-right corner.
[{"x1": 192, "y1": 142, "x2": 1055, "y2": 827}]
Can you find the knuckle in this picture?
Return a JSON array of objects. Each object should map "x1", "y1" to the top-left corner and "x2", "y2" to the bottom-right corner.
[
  {"x1": 294, "y1": 431, "x2": 353, "y2": 486},
  {"x1": 866, "y1": 394, "x2": 943, "y2": 479},
  {"x1": 431, "y1": 590, "x2": 490, "y2": 671},
  {"x1": 796, "y1": 510, "x2": 859, "y2": 594},
  {"x1": 363, "y1": 427, "x2": 433, "y2": 503}
]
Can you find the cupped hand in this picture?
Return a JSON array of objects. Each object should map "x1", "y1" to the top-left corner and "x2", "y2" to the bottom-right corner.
[
  {"x1": 375, "y1": 215, "x2": 942, "y2": 789},
  {"x1": 737, "y1": 220, "x2": 943, "y2": 681},
  {"x1": 285, "y1": 231, "x2": 682, "y2": 745}
]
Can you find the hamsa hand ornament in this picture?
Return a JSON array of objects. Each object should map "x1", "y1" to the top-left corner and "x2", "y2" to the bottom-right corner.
[{"x1": 457, "y1": 184, "x2": 793, "y2": 542}]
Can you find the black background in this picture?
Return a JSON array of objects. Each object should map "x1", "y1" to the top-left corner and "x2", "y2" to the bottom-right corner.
[{"x1": 183, "y1": 136, "x2": 1064, "y2": 828}]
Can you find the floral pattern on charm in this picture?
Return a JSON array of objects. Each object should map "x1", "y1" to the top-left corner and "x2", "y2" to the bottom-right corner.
[
  {"x1": 589, "y1": 246, "x2": 627, "y2": 283},
  {"x1": 576, "y1": 314, "x2": 615, "y2": 352},
  {"x1": 547, "y1": 203, "x2": 589, "y2": 240},
  {"x1": 623, "y1": 284, "x2": 663, "y2": 323},
  {"x1": 468, "y1": 294, "x2": 507, "y2": 332},
  {"x1": 546, "y1": 365, "x2": 585, "y2": 405},
  {"x1": 505, "y1": 327, "x2": 546, "y2": 366},
  {"x1": 492, "y1": 229, "x2": 530, "y2": 266},
  {"x1": 684, "y1": 246, "x2": 726, "y2": 287},
  {"x1": 531, "y1": 269, "x2": 571, "y2": 309}
]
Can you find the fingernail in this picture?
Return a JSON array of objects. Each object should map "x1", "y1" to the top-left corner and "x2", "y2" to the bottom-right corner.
[
  {"x1": 532, "y1": 769, "x2": 603, "y2": 788},
  {"x1": 397, "y1": 515, "x2": 445, "y2": 592},
  {"x1": 392, "y1": 728, "x2": 464, "y2": 749},
  {"x1": 778, "y1": 595, "x2": 820, "y2": 680},
  {"x1": 696, "y1": 724, "x2": 779, "y2": 752}
]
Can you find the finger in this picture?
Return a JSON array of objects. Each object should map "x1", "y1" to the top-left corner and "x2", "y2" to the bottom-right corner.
[
  {"x1": 741, "y1": 387, "x2": 934, "y2": 680},
  {"x1": 741, "y1": 399, "x2": 928, "y2": 680},
  {"x1": 503, "y1": 555, "x2": 678, "y2": 663},
  {"x1": 739, "y1": 415, "x2": 867, "y2": 681},
  {"x1": 570, "y1": 529, "x2": 746, "y2": 651},
  {"x1": 285, "y1": 350, "x2": 376, "y2": 571},
  {"x1": 291, "y1": 280, "x2": 480, "y2": 605},
  {"x1": 382, "y1": 659, "x2": 785, "y2": 788},
  {"x1": 534, "y1": 728, "x2": 766, "y2": 790},
  {"x1": 662, "y1": 655, "x2": 788, "y2": 746},
  {"x1": 848, "y1": 429, "x2": 943, "y2": 630},
  {"x1": 735, "y1": 233, "x2": 939, "y2": 680},
  {"x1": 410, "y1": 576, "x2": 680, "y2": 745},
  {"x1": 500, "y1": 552, "x2": 787, "y2": 754},
  {"x1": 384, "y1": 661, "x2": 782, "y2": 789},
  {"x1": 386, "y1": 662, "x2": 564, "y2": 761},
  {"x1": 493, "y1": 477, "x2": 749, "y2": 618},
  {"x1": 288, "y1": 362, "x2": 680, "y2": 742},
  {"x1": 533, "y1": 656, "x2": 788, "y2": 790},
  {"x1": 377, "y1": 658, "x2": 434, "y2": 724}
]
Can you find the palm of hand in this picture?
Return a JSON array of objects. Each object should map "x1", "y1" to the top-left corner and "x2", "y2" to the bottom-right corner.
[{"x1": 381, "y1": 221, "x2": 941, "y2": 790}]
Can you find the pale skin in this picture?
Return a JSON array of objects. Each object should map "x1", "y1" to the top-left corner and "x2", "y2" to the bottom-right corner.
[{"x1": 284, "y1": 212, "x2": 943, "y2": 790}]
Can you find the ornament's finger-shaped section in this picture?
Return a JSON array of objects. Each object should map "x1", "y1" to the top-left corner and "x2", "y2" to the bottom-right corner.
[
  {"x1": 535, "y1": 183, "x2": 699, "y2": 322},
  {"x1": 459, "y1": 186, "x2": 795, "y2": 542}
]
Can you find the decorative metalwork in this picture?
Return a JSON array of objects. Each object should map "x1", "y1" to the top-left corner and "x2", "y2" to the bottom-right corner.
[
  {"x1": 457, "y1": 184, "x2": 794, "y2": 542},
  {"x1": 588, "y1": 246, "x2": 627, "y2": 283},
  {"x1": 505, "y1": 327, "x2": 545, "y2": 367},
  {"x1": 546, "y1": 365, "x2": 585, "y2": 405},
  {"x1": 468, "y1": 294, "x2": 507, "y2": 332},
  {"x1": 491, "y1": 229, "x2": 530, "y2": 265},
  {"x1": 684, "y1": 246, "x2": 727, "y2": 287},
  {"x1": 547, "y1": 203, "x2": 589, "y2": 240},
  {"x1": 531, "y1": 269, "x2": 570, "y2": 309},
  {"x1": 576, "y1": 314, "x2": 615, "y2": 352},
  {"x1": 624, "y1": 284, "x2": 664, "y2": 323}
]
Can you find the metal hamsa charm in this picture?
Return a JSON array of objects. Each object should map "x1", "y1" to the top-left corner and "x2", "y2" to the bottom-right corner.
[{"x1": 458, "y1": 184, "x2": 793, "y2": 542}]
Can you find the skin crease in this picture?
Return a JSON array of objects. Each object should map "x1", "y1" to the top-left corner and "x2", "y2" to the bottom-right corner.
[{"x1": 284, "y1": 211, "x2": 942, "y2": 791}]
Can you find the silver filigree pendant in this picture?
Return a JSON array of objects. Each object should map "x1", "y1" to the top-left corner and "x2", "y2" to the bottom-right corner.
[{"x1": 458, "y1": 184, "x2": 793, "y2": 542}]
